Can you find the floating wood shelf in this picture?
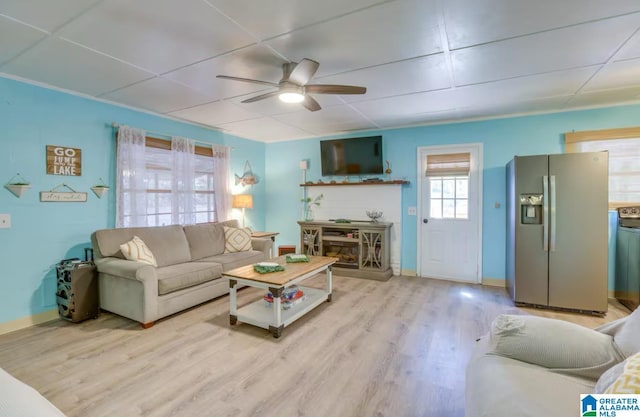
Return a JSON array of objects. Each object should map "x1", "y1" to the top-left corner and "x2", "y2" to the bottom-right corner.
[{"x1": 300, "y1": 180, "x2": 409, "y2": 187}]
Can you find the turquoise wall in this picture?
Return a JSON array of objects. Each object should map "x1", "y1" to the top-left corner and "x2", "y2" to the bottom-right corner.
[
  {"x1": 0, "y1": 77, "x2": 264, "y2": 324},
  {"x1": 265, "y1": 105, "x2": 639, "y2": 284}
]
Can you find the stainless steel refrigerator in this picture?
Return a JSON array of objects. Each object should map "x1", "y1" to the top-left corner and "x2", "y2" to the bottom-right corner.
[{"x1": 506, "y1": 152, "x2": 608, "y2": 314}]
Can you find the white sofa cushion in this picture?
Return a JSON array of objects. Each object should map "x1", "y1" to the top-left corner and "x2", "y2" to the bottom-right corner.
[
  {"x1": 489, "y1": 314, "x2": 624, "y2": 379},
  {"x1": 605, "y1": 351, "x2": 640, "y2": 394}
]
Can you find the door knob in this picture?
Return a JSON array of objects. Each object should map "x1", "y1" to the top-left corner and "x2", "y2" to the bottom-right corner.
[{"x1": 423, "y1": 218, "x2": 429, "y2": 224}]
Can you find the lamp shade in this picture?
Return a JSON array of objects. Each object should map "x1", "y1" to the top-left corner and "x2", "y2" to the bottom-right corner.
[{"x1": 232, "y1": 194, "x2": 253, "y2": 209}]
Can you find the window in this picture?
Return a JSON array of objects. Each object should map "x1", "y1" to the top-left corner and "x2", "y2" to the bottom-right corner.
[
  {"x1": 565, "y1": 127, "x2": 640, "y2": 207},
  {"x1": 116, "y1": 126, "x2": 230, "y2": 228},
  {"x1": 425, "y1": 152, "x2": 470, "y2": 219}
]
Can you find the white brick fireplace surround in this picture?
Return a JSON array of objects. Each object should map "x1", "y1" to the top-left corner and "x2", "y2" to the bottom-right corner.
[{"x1": 305, "y1": 184, "x2": 402, "y2": 275}]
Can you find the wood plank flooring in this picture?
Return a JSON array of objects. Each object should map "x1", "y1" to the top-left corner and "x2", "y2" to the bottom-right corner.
[{"x1": 0, "y1": 275, "x2": 629, "y2": 417}]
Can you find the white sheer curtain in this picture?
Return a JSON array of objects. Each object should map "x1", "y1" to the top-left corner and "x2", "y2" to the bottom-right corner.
[
  {"x1": 171, "y1": 136, "x2": 196, "y2": 225},
  {"x1": 116, "y1": 125, "x2": 147, "y2": 227},
  {"x1": 212, "y1": 144, "x2": 232, "y2": 221}
]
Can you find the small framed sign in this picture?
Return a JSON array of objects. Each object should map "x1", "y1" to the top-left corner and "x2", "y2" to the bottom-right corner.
[
  {"x1": 46, "y1": 145, "x2": 82, "y2": 176},
  {"x1": 40, "y1": 184, "x2": 87, "y2": 202}
]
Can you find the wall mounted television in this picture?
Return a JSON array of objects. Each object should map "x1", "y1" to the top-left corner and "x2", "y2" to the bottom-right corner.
[{"x1": 320, "y1": 136, "x2": 383, "y2": 176}]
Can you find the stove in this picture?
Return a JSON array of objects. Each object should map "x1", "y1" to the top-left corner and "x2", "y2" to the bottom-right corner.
[{"x1": 618, "y1": 206, "x2": 640, "y2": 228}]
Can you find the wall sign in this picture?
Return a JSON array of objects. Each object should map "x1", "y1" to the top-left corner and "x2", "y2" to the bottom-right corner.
[
  {"x1": 46, "y1": 145, "x2": 82, "y2": 176},
  {"x1": 40, "y1": 184, "x2": 87, "y2": 202}
]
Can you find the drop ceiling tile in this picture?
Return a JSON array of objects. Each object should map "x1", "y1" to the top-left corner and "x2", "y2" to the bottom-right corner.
[
  {"x1": 102, "y1": 77, "x2": 214, "y2": 114},
  {"x1": 372, "y1": 109, "x2": 460, "y2": 128},
  {"x1": 568, "y1": 87, "x2": 640, "y2": 108},
  {"x1": 58, "y1": 0, "x2": 255, "y2": 74},
  {"x1": 451, "y1": 14, "x2": 640, "y2": 86},
  {"x1": 583, "y1": 59, "x2": 640, "y2": 91},
  {"x1": 353, "y1": 89, "x2": 459, "y2": 121},
  {"x1": 317, "y1": 54, "x2": 451, "y2": 103},
  {"x1": 273, "y1": 105, "x2": 377, "y2": 135},
  {"x1": 613, "y1": 29, "x2": 640, "y2": 61},
  {"x1": 2, "y1": 37, "x2": 155, "y2": 96},
  {"x1": 218, "y1": 117, "x2": 313, "y2": 142},
  {"x1": 456, "y1": 96, "x2": 571, "y2": 120},
  {"x1": 456, "y1": 67, "x2": 598, "y2": 108},
  {"x1": 444, "y1": 0, "x2": 640, "y2": 49},
  {"x1": 169, "y1": 100, "x2": 262, "y2": 126},
  {"x1": 265, "y1": 0, "x2": 441, "y2": 77},
  {"x1": 0, "y1": 16, "x2": 47, "y2": 66},
  {"x1": 0, "y1": 0, "x2": 102, "y2": 32},
  {"x1": 208, "y1": 0, "x2": 388, "y2": 40},
  {"x1": 164, "y1": 45, "x2": 284, "y2": 100}
]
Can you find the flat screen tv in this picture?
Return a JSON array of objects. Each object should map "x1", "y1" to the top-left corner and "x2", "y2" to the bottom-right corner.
[{"x1": 320, "y1": 136, "x2": 383, "y2": 176}]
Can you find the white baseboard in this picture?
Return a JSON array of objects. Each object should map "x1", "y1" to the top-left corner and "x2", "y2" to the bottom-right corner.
[{"x1": 0, "y1": 309, "x2": 59, "y2": 336}]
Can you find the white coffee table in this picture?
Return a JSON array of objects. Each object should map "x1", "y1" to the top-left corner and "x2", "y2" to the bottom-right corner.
[{"x1": 224, "y1": 255, "x2": 336, "y2": 338}]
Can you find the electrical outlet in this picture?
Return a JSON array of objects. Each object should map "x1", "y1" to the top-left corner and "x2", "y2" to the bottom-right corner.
[
  {"x1": 408, "y1": 206, "x2": 417, "y2": 216},
  {"x1": 0, "y1": 214, "x2": 11, "y2": 228}
]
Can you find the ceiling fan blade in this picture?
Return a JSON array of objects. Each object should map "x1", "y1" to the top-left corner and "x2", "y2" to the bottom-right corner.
[
  {"x1": 216, "y1": 75, "x2": 279, "y2": 87},
  {"x1": 302, "y1": 95, "x2": 321, "y2": 112},
  {"x1": 288, "y1": 59, "x2": 320, "y2": 85},
  {"x1": 305, "y1": 84, "x2": 367, "y2": 95},
  {"x1": 241, "y1": 91, "x2": 281, "y2": 103}
]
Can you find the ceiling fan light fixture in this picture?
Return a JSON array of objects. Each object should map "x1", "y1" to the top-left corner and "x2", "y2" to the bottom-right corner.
[{"x1": 279, "y1": 92, "x2": 305, "y2": 103}]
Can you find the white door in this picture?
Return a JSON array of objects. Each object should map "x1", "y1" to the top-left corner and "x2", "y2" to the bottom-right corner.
[{"x1": 417, "y1": 144, "x2": 482, "y2": 283}]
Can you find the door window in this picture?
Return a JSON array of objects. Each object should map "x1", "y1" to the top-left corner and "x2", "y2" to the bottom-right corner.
[{"x1": 429, "y1": 176, "x2": 469, "y2": 219}]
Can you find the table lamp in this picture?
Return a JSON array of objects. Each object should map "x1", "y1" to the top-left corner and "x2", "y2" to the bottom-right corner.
[{"x1": 232, "y1": 194, "x2": 253, "y2": 227}]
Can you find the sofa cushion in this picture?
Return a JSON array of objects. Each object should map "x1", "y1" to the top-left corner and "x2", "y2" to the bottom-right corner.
[
  {"x1": 489, "y1": 314, "x2": 623, "y2": 379},
  {"x1": 197, "y1": 250, "x2": 265, "y2": 271},
  {"x1": 94, "y1": 225, "x2": 191, "y2": 267},
  {"x1": 224, "y1": 226, "x2": 252, "y2": 253},
  {"x1": 466, "y1": 339, "x2": 596, "y2": 417},
  {"x1": 119, "y1": 236, "x2": 157, "y2": 267},
  {"x1": 156, "y1": 262, "x2": 223, "y2": 295},
  {"x1": 596, "y1": 306, "x2": 640, "y2": 358},
  {"x1": 596, "y1": 359, "x2": 627, "y2": 393},
  {"x1": 183, "y1": 223, "x2": 226, "y2": 260},
  {"x1": 0, "y1": 368, "x2": 68, "y2": 417}
]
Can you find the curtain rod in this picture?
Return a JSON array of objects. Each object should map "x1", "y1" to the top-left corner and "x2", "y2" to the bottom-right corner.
[{"x1": 111, "y1": 122, "x2": 232, "y2": 150}]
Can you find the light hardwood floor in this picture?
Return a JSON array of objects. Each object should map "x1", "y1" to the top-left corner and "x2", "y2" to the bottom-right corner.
[{"x1": 0, "y1": 275, "x2": 629, "y2": 417}]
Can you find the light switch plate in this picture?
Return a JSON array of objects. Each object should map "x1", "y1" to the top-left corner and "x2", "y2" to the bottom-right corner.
[
  {"x1": 0, "y1": 214, "x2": 10, "y2": 228},
  {"x1": 408, "y1": 206, "x2": 417, "y2": 216}
]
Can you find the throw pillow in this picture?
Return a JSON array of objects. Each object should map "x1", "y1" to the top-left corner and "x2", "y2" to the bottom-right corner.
[
  {"x1": 605, "y1": 352, "x2": 640, "y2": 394},
  {"x1": 119, "y1": 236, "x2": 158, "y2": 267},
  {"x1": 224, "y1": 226, "x2": 252, "y2": 253},
  {"x1": 489, "y1": 314, "x2": 624, "y2": 379}
]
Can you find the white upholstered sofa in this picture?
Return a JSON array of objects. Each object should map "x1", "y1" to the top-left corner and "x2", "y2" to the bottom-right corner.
[
  {"x1": 91, "y1": 220, "x2": 272, "y2": 328},
  {"x1": 466, "y1": 307, "x2": 640, "y2": 417}
]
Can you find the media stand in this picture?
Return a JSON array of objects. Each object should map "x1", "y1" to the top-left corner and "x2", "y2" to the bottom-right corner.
[{"x1": 298, "y1": 220, "x2": 392, "y2": 280}]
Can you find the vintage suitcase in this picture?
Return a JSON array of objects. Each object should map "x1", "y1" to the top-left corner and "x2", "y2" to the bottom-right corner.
[{"x1": 56, "y1": 249, "x2": 98, "y2": 323}]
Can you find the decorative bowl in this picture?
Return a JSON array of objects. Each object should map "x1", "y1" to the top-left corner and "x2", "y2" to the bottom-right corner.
[{"x1": 366, "y1": 210, "x2": 383, "y2": 223}]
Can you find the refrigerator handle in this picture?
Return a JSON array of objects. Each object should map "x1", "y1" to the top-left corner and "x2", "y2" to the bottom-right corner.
[
  {"x1": 543, "y1": 175, "x2": 549, "y2": 252},
  {"x1": 550, "y1": 175, "x2": 556, "y2": 252}
]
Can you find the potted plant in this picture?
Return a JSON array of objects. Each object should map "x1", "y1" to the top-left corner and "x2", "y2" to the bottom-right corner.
[
  {"x1": 301, "y1": 193, "x2": 323, "y2": 221},
  {"x1": 5, "y1": 173, "x2": 31, "y2": 198}
]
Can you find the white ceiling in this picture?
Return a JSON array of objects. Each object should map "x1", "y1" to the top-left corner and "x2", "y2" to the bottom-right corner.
[{"x1": 2, "y1": 0, "x2": 640, "y2": 142}]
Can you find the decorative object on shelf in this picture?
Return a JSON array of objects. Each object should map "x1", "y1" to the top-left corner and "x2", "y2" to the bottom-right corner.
[
  {"x1": 301, "y1": 193, "x2": 323, "y2": 221},
  {"x1": 40, "y1": 183, "x2": 87, "y2": 202},
  {"x1": 46, "y1": 145, "x2": 82, "y2": 176},
  {"x1": 5, "y1": 173, "x2": 31, "y2": 198},
  {"x1": 234, "y1": 160, "x2": 258, "y2": 186},
  {"x1": 90, "y1": 178, "x2": 110, "y2": 198},
  {"x1": 232, "y1": 194, "x2": 253, "y2": 227},
  {"x1": 366, "y1": 210, "x2": 383, "y2": 223},
  {"x1": 385, "y1": 160, "x2": 392, "y2": 175}
]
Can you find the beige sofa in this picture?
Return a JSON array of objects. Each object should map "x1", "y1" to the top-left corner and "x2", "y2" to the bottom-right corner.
[
  {"x1": 466, "y1": 308, "x2": 640, "y2": 417},
  {"x1": 91, "y1": 220, "x2": 272, "y2": 328}
]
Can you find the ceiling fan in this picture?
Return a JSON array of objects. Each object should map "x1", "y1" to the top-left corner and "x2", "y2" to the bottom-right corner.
[{"x1": 216, "y1": 58, "x2": 366, "y2": 112}]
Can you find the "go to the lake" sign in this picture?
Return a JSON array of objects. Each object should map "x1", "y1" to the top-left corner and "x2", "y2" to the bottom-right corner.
[{"x1": 46, "y1": 145, "x2": 82, "y2": 176}]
